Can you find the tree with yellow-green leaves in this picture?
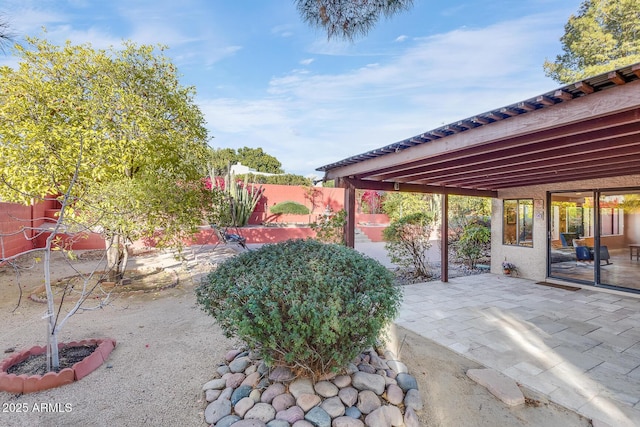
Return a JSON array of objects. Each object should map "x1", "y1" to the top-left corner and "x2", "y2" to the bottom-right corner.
[
  {"x1": 544, "y1": 0, "x2": 640, "y2": 83},
  {"x1": 0, "y1": 36, "x2": 222, "y2": 371}
]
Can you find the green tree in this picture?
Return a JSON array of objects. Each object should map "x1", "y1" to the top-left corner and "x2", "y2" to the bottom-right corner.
[
  {"x1": 295, "y1": 0, "x2": 414, "y2": 41},
  {"x1": 236, "y1": 146, "x2": 283, "y2": 174},
  {"x1": 382, "y1": 192, "x2": 437, "y2": 222},
  {"x1": 383, "y1": 211, "x2": 435, "y2": 279},
  {"x1": 209, "y1": 148, "x2": 239, "y2": 175},
  {"x1": 0, "y1": 36, "x2": 219, "y2": 370},
  {"x1": 544, "y1": 0, "x2": 640, "y2": 83}
]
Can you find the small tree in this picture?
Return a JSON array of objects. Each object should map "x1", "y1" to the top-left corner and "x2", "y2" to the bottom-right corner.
[
  {"x1": 0, "y1": 36, "x2": 217, "y2": 371},
  {"x1": 310, "y1": 208, "x2": 347, "y2": 244},
  {"x1": 455, "y1": 224, "x2": 491, "y2": 269},
  {"x1": 383, "y1": 212, "x2": 434, "y2": 279}
]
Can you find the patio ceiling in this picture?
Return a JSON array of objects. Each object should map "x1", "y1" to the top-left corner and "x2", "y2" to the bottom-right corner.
[{"x1": 317, "y1": 63, "x2": 640, "y2": 196}]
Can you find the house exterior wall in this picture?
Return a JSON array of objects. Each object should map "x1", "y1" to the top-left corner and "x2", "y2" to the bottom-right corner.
[{"x1": 493, "y1": 173, "x2": 640, "y2": 281}]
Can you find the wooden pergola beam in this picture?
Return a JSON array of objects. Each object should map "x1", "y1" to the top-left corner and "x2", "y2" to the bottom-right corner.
[{"x1": 340, "y1": 177, "x2": 496, "y2": 198}]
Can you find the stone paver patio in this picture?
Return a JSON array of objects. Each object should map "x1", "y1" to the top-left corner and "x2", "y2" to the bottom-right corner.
[{"x1": 395, "y1": 274, "x2": 640, "y2": 427}]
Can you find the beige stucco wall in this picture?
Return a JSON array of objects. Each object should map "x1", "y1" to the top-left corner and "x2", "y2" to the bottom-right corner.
[{"x1": 491, "y1": 174, "x2": 640, "y2": 281}]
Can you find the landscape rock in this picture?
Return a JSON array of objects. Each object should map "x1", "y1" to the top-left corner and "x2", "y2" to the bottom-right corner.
[
  {"x1": 320, "y1": 396, "x2": 345, "y2": 418},
  {"x1": 332, "y1": 416, "x2": 364, "y2": 427},
  {"x1": 364, "y1": 406, "x2": 403, "y2": 427},
  {"x1": 315, "y1": 381, "x2": 339, "y2": 398},
  {"x1": 305, "y1": 406, "x2": 332, "y2": 427},
  {"x1": 356, "y1": 390, "x2": 381, "y2": 415},
  {"x1": 262, "y1": 383, "x2": 287, "y2": 403},
  {"x1": 242, "y1": 371, "x2": 262, "y2": 387},
  {"x1": 205, "y1": 388, "x2": 221, "y2": 402},
  {"x1": 297, "y1": 393, "x2": 321, "y2": 412},
  {"x1": 386, "y1": 360, "x2": 408, "y2": 374},
  {"x1": 225, "y1": 349, "x2": 243, "y2": 362},
  {"x1": 276, "y1": 405, "x2": 305, "y2": 423},
  {"x1": 217, "y1": 365, "x2": 231, "y2": 376},
  {"x1": 344, "y1": 406, "x2": 361, "y2": 419},
  {"x1": 232, "y1": 420, "x2": 268, "y2": 427},
  {"x1": 385, "y1": 384, "x2": 404, "y2": 405},
  {"x1": 204, "y1": 398, "x2": 231, "y2": 424},
  {"x1": 467, "y1": 368, "x2": 525, "y2": 406},
  {"x1": 219, "y1": 387, "x2": 233, "y2": 401},
  {"x1": 245, "y1": 402, "x2": 277, "y2": 423},
  {"x1": 395, "y1": 373, "x2": 418, "y2": 392},
  {"x1": 226, "y1": 372, "x2": 246, "y2": 388},
  {"x1": 289, "y1": 378, "x2": 315, "y2": 398},
  {"x1": 202, "y1": 378, "x2": 226, "y2": 391},
  {"x1": 230, "y1": 356, "x2": 252, "y2": 373},
  {"x1": 403, "y1": 407, "x2": 420, "y2": 427},
  {"x1": 352, "y1": 372, "x2": 385, "y2": 395},
  {"x1": 338, "y1": 387, "x2": 358, "y2": 407},
  {"x1": 250, "y1": 389, "x2": 262, "y2": 402},
  {"x1": 235, "y1": 397, "x2": 256, "y2": 417},
  {"x1": 332, "y1": 375, "x2": 351, "y2": 388},
  {"x1": 357, "y1": 364, "x2": 376, "y2": 374},
  {"x1": 202, "y1": 347, "x2": 422, "y2": 427},
  {"x1": 216, "y1": 414, "x2": 242, "y2": 427},
  {"x1": 269, "y1": 366, "x2": 295, "y2": 382},
  {"x1": 272, "y1": 393, "x2": 296, "y2": 412},
  {"x1": 404, "y1": 388, "x2": 423, "y2": 410},
  {"x1": 232, "y1": 385, "x2": 254, "y2": 406}
]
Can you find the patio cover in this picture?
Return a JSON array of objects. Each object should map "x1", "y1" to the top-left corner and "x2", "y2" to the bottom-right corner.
[{"x1": 317, "y1": 63, "x2": 640, "y2": 280}]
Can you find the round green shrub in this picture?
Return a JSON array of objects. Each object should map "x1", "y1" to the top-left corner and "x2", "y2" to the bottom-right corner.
[
  {"x1": 195, "y1": 239, "x2": 402, "y2": 376},
  {"x1": 270, "y1": 201, "x2": 310, "y2": 215}
]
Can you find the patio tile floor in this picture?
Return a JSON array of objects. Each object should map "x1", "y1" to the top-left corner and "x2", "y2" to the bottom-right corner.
[{"x1": 395, "y1": 274, "x2": 640, "y2": 427}]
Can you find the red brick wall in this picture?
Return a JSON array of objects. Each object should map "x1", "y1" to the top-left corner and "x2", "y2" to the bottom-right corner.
[
  {"x1": 0, "y1": 201, "x2": 34, "y2": 259},
  {"x1": 250, "y1": 184, "x2": 345, "y2": 225},
  {"x1": 0, "y1": 185, "x2": 389, "y2": 257}
]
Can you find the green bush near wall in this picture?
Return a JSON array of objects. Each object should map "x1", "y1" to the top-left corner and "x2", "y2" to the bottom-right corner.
[{"x1": 270, "y1": 200, "x2": 310, "y2": 215}]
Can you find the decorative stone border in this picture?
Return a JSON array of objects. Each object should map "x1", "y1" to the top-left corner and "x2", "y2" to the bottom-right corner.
[
  {"x1": 202, "y1": 346, "x2": 423, "y2": 426},
  {"x1": 0, "y1": 338, "x2": 116, "y2": 394}
]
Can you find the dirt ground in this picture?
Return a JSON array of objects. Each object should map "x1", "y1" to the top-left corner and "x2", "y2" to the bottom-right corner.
[{"x1": 0, "y1": 247, "x2": 591, "y2": 426}]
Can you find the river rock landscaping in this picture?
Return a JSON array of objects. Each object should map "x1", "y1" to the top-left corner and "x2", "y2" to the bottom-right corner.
[{"x1": 203, "y1": 346, "x2": 422, "y2": 427}]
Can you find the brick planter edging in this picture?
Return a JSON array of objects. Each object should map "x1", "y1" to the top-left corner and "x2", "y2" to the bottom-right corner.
[{"x1": 0, "y1": 338, "x2": 117, "y2": 394}]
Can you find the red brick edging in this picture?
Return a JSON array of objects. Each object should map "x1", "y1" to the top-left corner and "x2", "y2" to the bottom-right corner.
[{"x1": 0, "y1": 338, "x2": 116, "y2": 394}]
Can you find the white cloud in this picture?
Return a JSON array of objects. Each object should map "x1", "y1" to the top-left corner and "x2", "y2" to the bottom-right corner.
[
  {"x1": 300, "y1": 58, "x2": 315, "y2": 65},
  {"x1": 394, "y1": 35, "x2": 408, "y2": 42},
  {"x1": 203, "y1": 12, "x2": 571, "y2": 174}
]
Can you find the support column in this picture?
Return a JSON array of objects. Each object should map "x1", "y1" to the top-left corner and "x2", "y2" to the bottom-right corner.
[
  {"x1": 345, "y1": 184, "x2": 356, "y2": 248},
  {"x1": 441, "y1": 193, "x2": 449, "y2": 282}
]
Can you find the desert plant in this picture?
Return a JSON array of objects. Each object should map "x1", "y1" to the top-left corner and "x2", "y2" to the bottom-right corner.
[
  {"x1": 195, "y1": 239, "x2": 402, "y2": 376},
  {"x1": 208, "y1": 167, "x2": 264, "y2": 227},
  {"x1": 383, "y1": 212, "x2": 435, "y2": 279},
  {"x1": 310, "y1": 208, "x2": 347, "y2": 244},
  {"x1": 455, "y1": 224, "x2": 491, "y2": 268},
  {"x1": 270, "y1": 201, "x2": 310, "y2": 215}
]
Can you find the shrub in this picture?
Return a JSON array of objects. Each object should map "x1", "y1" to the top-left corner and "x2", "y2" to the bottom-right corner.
[
  {"x1": 310, "y1": 208, "x2": 347, "y2": 244},
  {"x1": 455, "y1": 224, "x2": 491, "y2": 268},
  {"x1": 195, "y1": 239, "x2": 402, "y2": 376},
  {"x1": 270, "y1": 201, "x2": 310, "y2": 215},
  {"x1": 383, "y1": 212, "x2": 435, "y2": 279}
]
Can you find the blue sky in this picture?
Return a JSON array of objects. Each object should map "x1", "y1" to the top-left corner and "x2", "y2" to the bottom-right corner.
[{"x1": 1, "y1": 0, "x2": 583, "y2": 178}]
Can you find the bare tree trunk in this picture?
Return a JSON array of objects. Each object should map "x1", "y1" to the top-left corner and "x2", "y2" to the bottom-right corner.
[{"x1": 105, "y1": 233, "x2": 128, "y2": 283}]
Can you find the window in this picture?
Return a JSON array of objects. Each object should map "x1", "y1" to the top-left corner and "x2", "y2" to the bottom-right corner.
[{"x1": 503, "y1": 199, "x2": 533, "y2": 247}]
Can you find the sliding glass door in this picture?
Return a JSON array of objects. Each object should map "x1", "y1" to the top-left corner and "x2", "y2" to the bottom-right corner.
[{"x1": 549, "y1": 189, "x2": 640, "y2": 292}]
